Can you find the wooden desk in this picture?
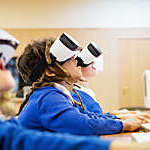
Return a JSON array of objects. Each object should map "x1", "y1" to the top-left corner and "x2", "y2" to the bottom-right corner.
[{"x1": 101, "y1": 131, "x2": 145, "y2": 143}]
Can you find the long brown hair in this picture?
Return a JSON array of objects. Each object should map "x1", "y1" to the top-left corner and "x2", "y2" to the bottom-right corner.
[{"x1": 16, "y1": 38, "x2": 71, "y2": 115}]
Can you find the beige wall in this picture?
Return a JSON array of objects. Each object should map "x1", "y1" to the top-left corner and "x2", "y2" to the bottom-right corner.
[
  {"x1": 1, "y1": 0, "x2": 150, "y2": 28},
  {"x1": 2, "y1": 0, "x2": 150, "y2": 112}
]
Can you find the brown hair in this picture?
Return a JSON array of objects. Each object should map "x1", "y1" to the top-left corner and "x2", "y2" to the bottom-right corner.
[{"x1": 16, "y1": 38, "x2": 71, "y2": 114}]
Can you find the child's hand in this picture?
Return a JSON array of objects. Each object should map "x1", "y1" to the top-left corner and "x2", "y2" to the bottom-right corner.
[{"x1": 122, "y1": 118, "x2": 142, "y2": 132}]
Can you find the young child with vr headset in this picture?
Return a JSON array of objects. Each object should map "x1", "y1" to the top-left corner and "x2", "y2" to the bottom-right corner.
[{"x1": 73, "y1": 42, "x2": 150, "y2": 124}]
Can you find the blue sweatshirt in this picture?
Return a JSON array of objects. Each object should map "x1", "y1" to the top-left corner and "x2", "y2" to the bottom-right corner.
[
  {"x1": 0, "y1": 118, "x2": 111, "y2": 150},
  {"x1": 72, "y1": 89, "x2": 118, "y2": 119},
  {"x1": 18, "y1": 86, "x2": 123, "y2": 135}
]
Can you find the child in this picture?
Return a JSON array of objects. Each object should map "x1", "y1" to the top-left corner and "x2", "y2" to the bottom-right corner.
[
  {"x1": 17, "y1": 33, "x2": 141, "y2": 135},
  {"x1": 73, "y1": 42, "x2": 150, "y2": 123}
]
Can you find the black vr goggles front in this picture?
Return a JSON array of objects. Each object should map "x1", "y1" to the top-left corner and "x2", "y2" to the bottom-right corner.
[{"x1": 76, "y1": 42, "x2": 102, "y2": 67}]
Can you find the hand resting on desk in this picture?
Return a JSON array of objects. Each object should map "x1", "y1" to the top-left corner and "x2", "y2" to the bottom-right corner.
[
  {"x1": 122, "y1": 118, "x2": 142, "y2": 132},
  {"x1": 111, "y1": 109, "x2": 150, "y2": 124}
]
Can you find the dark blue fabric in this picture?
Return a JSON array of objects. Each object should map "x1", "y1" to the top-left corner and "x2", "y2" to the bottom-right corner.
[
  {"x1": 72, "y1": 89, "x2": 118, "y2": 119},
  {"x1": 18, "y1": 86, "x2": 123, "y2": 135},
  {"x1": 0, "y1": 119, "x2": 111, "y2": 150},
  {"x1": 72, "y1": 89, "x2": 103, "y2": 114}
]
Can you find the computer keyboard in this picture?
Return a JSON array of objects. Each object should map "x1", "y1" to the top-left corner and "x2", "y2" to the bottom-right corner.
[{"x1": 131, "y1": 132, "x2": 150, "y2": 143}]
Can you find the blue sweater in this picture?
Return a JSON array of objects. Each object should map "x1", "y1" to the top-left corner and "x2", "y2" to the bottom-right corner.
[
  {"x1": 18, "y1": 86, "x2": 123, "y2": 135},
  {"x1": 72, "y1": 89, "x2": 118, "y2": 119},
  {"x1": 0, "y1": 118, "x2": 111, "y2": 150}
]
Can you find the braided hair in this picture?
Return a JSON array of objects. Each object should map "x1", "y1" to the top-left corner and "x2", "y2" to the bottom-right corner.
[{"x1": 16, "y1": 38, "x2": 71, "y2": 115}]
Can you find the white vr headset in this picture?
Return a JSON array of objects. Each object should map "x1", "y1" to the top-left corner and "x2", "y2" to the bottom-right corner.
[
  {"x1": 76, "y1": 42, "x2": 102, "y2": 67},
  {"x1": 0, "y1": 29, "x2": 19, "y2": 66},
  {"x1": 0, "y1": 29, "x2": 19, "y2": 46},
  {"x1": 49, "y1": 32, "x2": 82, "y2": 63}
]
